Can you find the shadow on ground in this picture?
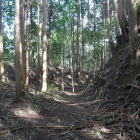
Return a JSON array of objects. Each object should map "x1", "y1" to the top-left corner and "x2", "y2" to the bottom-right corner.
[{"x1": 0, "y1": 82, "x2": 120, "y2": 140}]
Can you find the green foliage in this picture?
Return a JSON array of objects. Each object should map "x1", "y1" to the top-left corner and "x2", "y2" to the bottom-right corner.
[
  {"x1": 3, "y1": 35, "x2": 14, "y2": 62},
  {"x1": 2, "y1": 0, "x2": 114, "y2": 71},
  {"x1": 33, "y1": 92, "x2": 44, "y2": 104},
  {"x1": 66, "y1": 131, "x2": 79, "y2": 140},
  {"x1": 52, "y1": 92, "x2": 64, "y2": 100}
]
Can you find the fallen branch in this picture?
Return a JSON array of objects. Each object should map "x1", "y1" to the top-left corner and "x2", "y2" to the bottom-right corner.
[
  {"x1": 127, "y1": 84, "x2": 140, "y2": 90},
  {"x1": 0, "y1": 80, "x2": 15, "y2": 88},
  {"x1": 0, "y1": 123, "x2": 101, "y2": 135}
]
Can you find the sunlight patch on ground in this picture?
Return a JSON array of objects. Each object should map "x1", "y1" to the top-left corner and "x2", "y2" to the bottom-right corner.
[
  {"x1": 100, "y1": 127, "x2": 111, "y2": 133},
  {"x1": 78, "y1": 125, "x2": 121, "y2": 140},
  {"x1": 0, "y1": 122, "x2": 4, "y2": 127},
  {"x1": 12, "y1": 107, "x2": 43, "y2": 119},
  {"x1": 29, "y1": 90, "x2": 70, "y2": 103},
  {"x1": 50, "y1": 89, "x2": 78, "y2": 96},
  {"x1": 51, "y1": 96, "x2": 68, "y2": 103},
  {"x1": 68, "y1": 100, "x2": 102, "y2": 106},
  {"x1": 79, "y1": 129, "x2": 104, "y2": 139},
  {"x1": 62, "y1": 91, "x2": 78, "y2": 96}
]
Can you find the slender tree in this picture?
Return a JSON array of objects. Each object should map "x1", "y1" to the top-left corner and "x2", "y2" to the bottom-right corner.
[
  {"x1": 106, "y1": 0, "x2": 113, "y2": 59},
  {"x1": 29, "y1": 4, "x2": 33, "y2": 65},
  {"x1": 20, "y1": 0, "x2": 26, "y2": 92},
  {"x1": 47, "y1": 0, "x2": 52, "y2": 65},
  {"x1": 101, "y1": 7, "x2": 106, "y2": 70},
  {"x1": 0, "y1": 0, "x2": 5, "y2": 81},
  {"x1": 36, "y1": 0, "x2": 43, "y2": 88},
  {"x1": 93, "y1": 1, "x2": 97, "y2": 78},
  {"x1": 77, "y1": 0, "x2": 82, "y2": 85},
  {"x1": 87, "y1": 0, "x2": 91, "y2": 82},
  {"x1": 25, "y1": 0, "x2": 29, "y2": 92},
  {"x1": 15, "y1": 0, "x2": 23, "y2": 99},
  {"x1": 68, "y1": 1, "x2": 74, "y2": 93},
  {"x1": 42, "y1": 0, "x2": 48, "y2": 92},
  {"x1": 60, "y1": 36, "x2": 64, "y2": 93}
]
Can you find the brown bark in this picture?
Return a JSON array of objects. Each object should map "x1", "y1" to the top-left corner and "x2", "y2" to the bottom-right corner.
[
  {"x1": 25, "y1": 0, "x2": 29, "y2": 92},
  {"x1": 61, "y1": 37, "x2": 64, "y2": 93},
  {"x1": 87, "y1": 0, "x2": 91, "y2": 82},
  {"x1": 117, "y1": 0, "x2": 128, "y2": 39},
  {"x1": 42, "y1": 0, "x2": 48, "y2": 92},
  {"x1": 127, "y1": 0, "x2": 138, "y2": 63},
  {"x1": 101, "y1": 36, "x2": 106, "y2": 70},
  {"x1": 29, "y1": 5, "x2": 33, "y2": 65},
  {"x1": 15, "y1": 0, "x2": 24, "y2": 100},
  {"x1": 0, "y1": 0, "x2": 5, "y2": 82},
  {"x1": 77, "y1": 0, "x2": 82, "y2": 85},
  {"x1": 20, "y1": 0, "x2": 26, "y2": 92},
  {"x1": 106, "y1": 0, "x2": 113, "y2": 59},
  {"x1": 36, "y1": 0, "x2": 42, "y2": 88},
  {"x1": 93, "y1": 1, "x2": 97, "y2": 78},
  {"x1": 68, "y1": 1, "x2": 74, "y2": 93},
  {"x1": 101, "y1": 9, "x2": 106, "y2": 70},
  {"x1": 113, "y1": 0, "x2": 121, "y2": 37},
  {"x1": 47, "y1": 0, "x2": 52, "y2": 65}
]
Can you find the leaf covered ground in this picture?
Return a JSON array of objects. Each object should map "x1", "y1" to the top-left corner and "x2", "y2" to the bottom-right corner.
[{"x1": 0, "y1": 81, "x2": 126, "y2": 140}]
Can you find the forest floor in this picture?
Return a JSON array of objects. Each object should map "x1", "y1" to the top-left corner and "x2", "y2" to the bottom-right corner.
[
  {"x1": 0, "y1": 60, "x2": 140, "y2": 140},
  {"x1": 0, "y1": 64, "x2": 120, "y2": 140},
  {"x1": 0, "y1": 82, "x2": 122, "y2": 140}
]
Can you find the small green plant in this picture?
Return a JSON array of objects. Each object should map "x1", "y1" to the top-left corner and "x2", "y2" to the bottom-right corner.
[
  {"x1": 67, "y1": 131, "x2": 79, "y2": 140},
  {"x1": 102, "y1": 118, "x2": 116, "y2": 125},
  {"x1": 52, "y1": 92, "x2": 64, "y2": 100},
  {"x1": 48, "y1": 84, "x2": 59, "y2": 90},
  {"x1": 33, "y1": 92, "x2": 44, "y2": 104},
  {"x1": 131, "y1": 79, "x2": 138, "y2": 85}
]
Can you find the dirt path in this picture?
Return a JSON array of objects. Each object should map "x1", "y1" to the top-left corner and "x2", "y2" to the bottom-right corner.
[{"x1": 0, "y1": 83, "x2": 121, "y2": 140}]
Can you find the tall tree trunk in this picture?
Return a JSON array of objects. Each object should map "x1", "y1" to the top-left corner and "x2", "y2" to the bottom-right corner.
[
  {"x1": 0, "y1": 0, "x2": 5, "y2": 82},
  {"x1": 47, "y1": 15, "x2": 51, "y2": 65},
  {"x1": 36, "y1": 0, "x2": 42, "y2": 88},
  {"x1": 72, "y1": 15, "x2": 75, "y2": 70},
  {"x1": 93, "y1": 1, "x2": 97, "y2": 78},
  {"x1": 42, "y1": 0, "x2": 48, "y2": 92},
  {"x1": 77, "y1": 0, "x2": 82, "y2": 85},
  {"x1": 47, "y1": 0, "x2": 52, "y2": 65},
  {"x1": 101, "y1": 9, "x2": 106, "y2": 70},
  {"x1": 68, "y1": 1, "x2": 74, "y2": 93},
  {"x1": 106, "y1": 0, "x2": 113, "y2": 59},
  {"x1": 20, "y1": 0, "x2": 26, "y2": 92},
  {"x1": 82, "y1": 18, "x2": 84, "y2": 71},
  {"x1": 127, "y1": 0, "x2": 138, "y2": 63},
  {"x1": 113, "y1": 0, "x2": 121, "y2": 38},
  {"x1": 29, "y1": 5, "x2": 33, "y2": 65},
  {"x1": 61, "y1": 37, "x2": 64, "y2": 93},
  {"x1": 87, "y1": 0, "x2": 91, "y2": 82},
  {"x1": 15, "y1": 0, "x2": 24, "y2": 100},
  {"x1": 25, "y1": 0, "x2": 29, "y2": 92},
  {"x1": 70, "y1": 24, "x2": 75, "y2": 93},
  {"x1": 101, "y1": 36, "x2": 106, "y2": 70},
  {"x1": 117, "y1": 0, "x2": 128, "y2": 40}
]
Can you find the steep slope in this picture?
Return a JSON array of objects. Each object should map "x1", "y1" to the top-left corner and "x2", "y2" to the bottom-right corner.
[
  {"x1": 4, "y1": 63, "x2": 93, "y2": 92},
  {"x1": 81, "y1": 41, "x2": 140, "y2": 139}
]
